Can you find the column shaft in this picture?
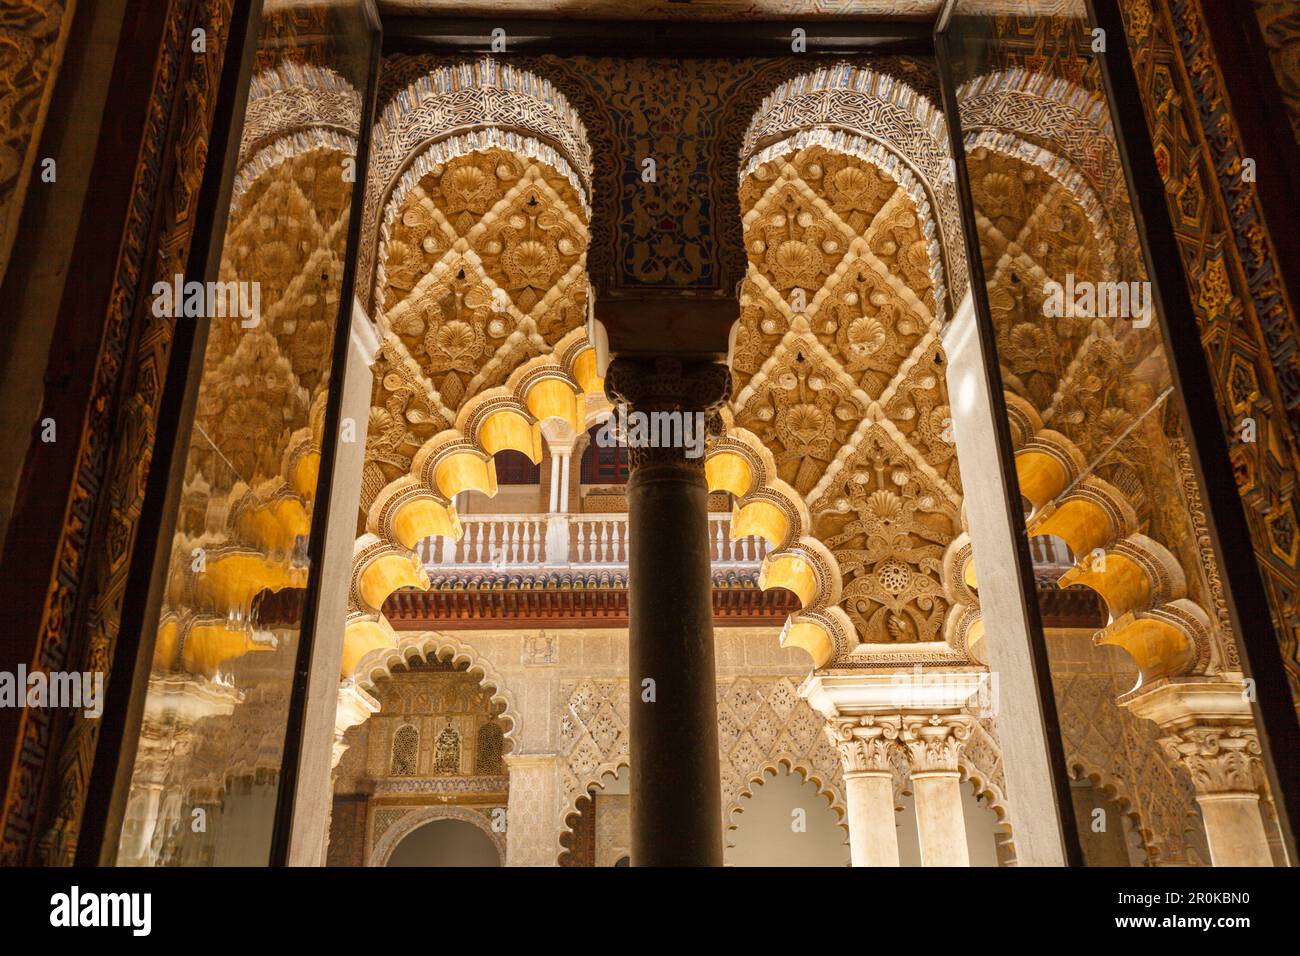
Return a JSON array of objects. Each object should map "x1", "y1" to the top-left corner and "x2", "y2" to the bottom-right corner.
[
  {"x1": 844, "y1": 772, "x2": 900, "y2": 866},
  {"x1": 1197, "y1": 794, "x2": 1273, "y2": 867},
  {"x1": 548, "y1": 454, "x2": 561, "y2": 512},
  {"x1": 912, "y1": 772, "x2": 969, "y2": 867},
  {"x1": 559, "y1": 453, "x2": 571, "y2": 513},
  {"x1": 627, "y1": 456, "x2": 721, "y2": 865},
  {"x1": 608, "y1": 357, "x2": 729, "y2": 867}
]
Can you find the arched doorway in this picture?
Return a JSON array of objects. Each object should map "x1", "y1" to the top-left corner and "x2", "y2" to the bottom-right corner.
[{"x1": 386, "y1": 818, "x2": 502, "y2": 868}]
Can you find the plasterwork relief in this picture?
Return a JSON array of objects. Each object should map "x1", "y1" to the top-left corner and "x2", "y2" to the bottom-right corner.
[{"x1": 733, "y1": 142, "x2": 964, "y2": 648}]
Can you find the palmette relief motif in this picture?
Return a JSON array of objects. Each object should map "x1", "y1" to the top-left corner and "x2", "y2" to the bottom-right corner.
[{"x1": 812, "y1": 435, "x2": 955, "y2": 644}]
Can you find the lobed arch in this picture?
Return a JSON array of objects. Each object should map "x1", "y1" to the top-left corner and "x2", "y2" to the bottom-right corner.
[
  {"x1": 557, "y1": 757, "x2": 630, "y2": 866},
  {"x1": 949, "y1": 390, "x2": 1215, "y2": 695},
  {"x1": 368, "y1": 805, "x2": 506, "y2": 867},
  {"x1": 334, "y1": 630, "x2": 520, "y2": 773},
  {"x1": 346, "y1": 328, "x2": 855, "y2": 675},
  {"x1": 1066, "y1": 758, "x2": 1206, "y2": 866},
  {"x1": 722, "y1": 757, "x2": 847, "y2": 837},
  {"x1": 946, "y1": 69, "x2": 1222, "y2": 697},
  {"x1": 961, "y1": 723, "x2": 1019, "y2": 863},
  {"x1": 958, "y1": 753, "x2": 1016, "y2": 865},
  {"x1": 152, "y1": 62, "x2": 371, "y2": 679}
]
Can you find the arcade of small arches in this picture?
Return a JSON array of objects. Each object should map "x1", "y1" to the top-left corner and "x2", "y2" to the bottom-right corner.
[{"x1": 120, "y1": 54, "x2": 1284, "y2": 868}]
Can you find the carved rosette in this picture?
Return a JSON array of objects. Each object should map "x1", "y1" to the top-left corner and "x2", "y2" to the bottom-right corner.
[
  {"x1": 826, "y1": 715, "x2": 902, "y2": 775},
  {"x1": 900, "y1": 714, "x2": 973, "y2": 776},
  {"x1": 1160, "y1": 725, "x2": 1263, "y2": 796}
]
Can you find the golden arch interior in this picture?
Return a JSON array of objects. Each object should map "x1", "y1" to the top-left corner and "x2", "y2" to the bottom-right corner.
[{"x1": 1, "y1": 1, "x2": 1297, "y2": 872}]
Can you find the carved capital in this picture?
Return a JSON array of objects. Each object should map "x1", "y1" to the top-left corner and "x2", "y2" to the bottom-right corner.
[
  {"x1": 1160, "y1": 724, "x2": 1262, "y2": 796},
  {"x1": 900, "y1": 714, "x2": 973, "y2": 775},
  {"x1": 603, "y1": 357, "x2": 730, "y2": 471},
  {"x1": 825, "y1": 715, "x2": 902, "y2": 775}
]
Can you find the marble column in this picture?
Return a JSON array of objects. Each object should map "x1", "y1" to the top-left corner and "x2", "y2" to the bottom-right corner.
[
  {"x1": 828, "y1": 716, "x2": 902, "y2": 867},
  {"x1": 548, "y1": 453, "x2": 562, "y2": 513},
  {"x1": 1163, "y1": 725, "x2": 1272, "y2": 867},
  {"x1": 1127, "y1": 680, "x2": 1274, "y2": 867},
  {"x1": 605, "y1": 356, "x2": 731, "y2": 866},
  {"x1": 559, "y1": 452, "x2": 572, "y2": 512},
  {"x1": 541, "y1": 420, "x2": 578, "y2": 562},
  {"x1": 902, "y1": 714, "x2": 973, "y2": 867}
]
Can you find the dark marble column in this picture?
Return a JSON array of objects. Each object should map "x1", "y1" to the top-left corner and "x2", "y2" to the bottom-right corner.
[{"x1": 605, "y1": 357, "x2": 730, "y2": 867}]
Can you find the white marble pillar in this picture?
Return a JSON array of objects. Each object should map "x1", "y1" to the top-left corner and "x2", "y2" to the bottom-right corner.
[
  {"x1": 504, "y1": 753, "x2": 560, "y2": 866},
  {"x1": 548, "y1": 453, "x2": 562, "y2": 513},
  {"x1": 902, "y1": 714, "x2": 973, "y2": 867},
  {"x1": 828, "y1": 716, "x2": 901, "y2": 867},
  {"x1": 1164, "y1": 726, "x2": 1273, "y2": 867},
  {"x1": 558, "y1": 452, "x2": 571, "y2": 513},
  {"x1": 1127, "y1": 680, "x2": 1274, "y2": 867}
]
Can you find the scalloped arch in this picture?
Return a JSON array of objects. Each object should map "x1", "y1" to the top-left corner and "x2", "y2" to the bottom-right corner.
[
  {"x1": 723, "y1": 757, "x2": 847, "y2": 835},
  {"x1": 334, "y1": 631, "x2": 522, "y2": 776}
]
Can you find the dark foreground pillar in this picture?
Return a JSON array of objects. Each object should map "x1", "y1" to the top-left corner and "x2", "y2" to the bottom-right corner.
[{"x1": 606, "y1": 357, "x2": 730, "y2": 867}]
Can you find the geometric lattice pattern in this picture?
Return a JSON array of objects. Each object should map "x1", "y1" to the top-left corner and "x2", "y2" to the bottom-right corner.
[
  {"x1": 733, "y1": 146, "x2": 962, "y2": 644},
  {"x1": 557, "y1": 676, "x2": 844, "y2": 836}
]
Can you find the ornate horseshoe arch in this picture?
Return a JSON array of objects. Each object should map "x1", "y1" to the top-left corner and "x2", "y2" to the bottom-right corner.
[{"x1": 368, "y1": 804, "x2": 506, "y2": 867}]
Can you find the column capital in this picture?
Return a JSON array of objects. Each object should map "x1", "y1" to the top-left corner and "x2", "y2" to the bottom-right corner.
[
  {"x1": 900, "y1": 714, "x2": 974, "y2": 776},
  {"x1": 604, "y1": 356, "x2": 730, "y2": 410},
  {"x1": 1122, "y1": 679, "x2": 1264, "y2": 797},
  {"x1": 603, "y1": 357, "x2": 730, "y2": 471},
  {"x1": 826, "y1": 715, "x2": 902, "y2": 775},
  {"x1": 1160, "y1": 724, "x2": 1262, "y2": 796}
]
